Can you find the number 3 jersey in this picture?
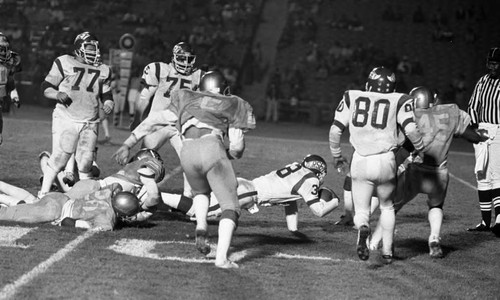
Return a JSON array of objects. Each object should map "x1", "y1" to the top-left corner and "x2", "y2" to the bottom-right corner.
[
  {"x1": 43, "y1": 54, "x2": 113, "y2": 121},
  {"x1": 333, "y1": 90, "x2": 422, "y2": 156},
  {"x1": 251, "y1": 162, "x2": 320, "y2": 205},
  {"x1": 141, "y1": 62, "x2": 203, "y2": 112}
]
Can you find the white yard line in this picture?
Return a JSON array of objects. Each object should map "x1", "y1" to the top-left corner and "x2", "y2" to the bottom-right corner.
[
  {"x1": 449, "y1": 172, "x2": 477, "y2": 191},
  {"x1": 0, "y1": 230, "x2": 97, "y2": 300}
]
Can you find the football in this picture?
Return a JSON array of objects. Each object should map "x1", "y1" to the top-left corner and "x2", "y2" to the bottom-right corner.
[
  {"x1": 111, "y1": 191, "x2": 141, "y2": 217},
  {"x1": 319, "y1": 187, "x2": 335, "y2": 202}
]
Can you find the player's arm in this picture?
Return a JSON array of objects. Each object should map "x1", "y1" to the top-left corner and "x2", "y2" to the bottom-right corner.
[
  {"x1": 138, "y1": 167, "x2": 160, "y2": 212},
  {"x1": 41, "y1": 58, "x2": 72, "y2": 106},
  {"x1": 455, "y1": 109, "x2": 489, "y2": 144},
  {"x1": 329, "y1": 92, "x2": 350, "y2": 174},
  {"x1": 307, "y1": 187, "x2": 340, "y2": 217},
  {"x1": 227, "y1": 127, "x2": 245, "y2": 159},
  {"x1": 397, "y1": 95, "x2": 425, "y2": 152},
  {"x1": 100, "y1": 66, "x2": 114, "y2": 114}
]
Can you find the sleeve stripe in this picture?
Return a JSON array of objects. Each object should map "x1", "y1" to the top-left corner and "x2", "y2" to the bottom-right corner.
[
  {"x1": 291, "y1": 172, "x2": 316, "y2": 195},
  {"x1": 306, "y1": 198, "x2": 320, "y2": 206},
  {"x1": 401, "y1": 117, "x2": 413, "y2": 129},
  {"x1": 333, "y1": 119, "x2": 345, "y2": 131},
  {"x1": 55, "y1": 58, "x2": 64, "y2": 79},
  {"x1": 238, "y1": 191, "x2": 257, "y2": 200},
  {"x1": 154, "y1": 62, "x2": 161, "y2": 82}
]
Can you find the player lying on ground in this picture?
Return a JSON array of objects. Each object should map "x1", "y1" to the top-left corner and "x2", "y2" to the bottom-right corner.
[
  {"x1": 39, "y1": 148, "x2": 165, "y2": 223},
  {"x1": 0, "y1": 181, "x2": 140, "y2": 231},
  {"x1": 161, "y1": 154, "x2": 340, "y2": 232}
]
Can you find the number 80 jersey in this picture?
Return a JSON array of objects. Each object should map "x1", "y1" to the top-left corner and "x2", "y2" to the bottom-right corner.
[
  {"x1": 252, "y1": 162, "x2": 320, "y2": 205},
  {"x1": 334, "y1": 90, "x2": 416, "y2": 156}
]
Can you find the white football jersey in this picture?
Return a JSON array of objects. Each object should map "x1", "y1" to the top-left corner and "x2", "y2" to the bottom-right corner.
[
  {"x1": 141, "y1": 62, "x2": 203, "y2": 112},
  {"x1": 44, "y1": 54, "x2": 112, "y2": 121},
  {"x1": 334, "y1": 90, "x2": 416, "y2": 156},
  {"x1": 252, "y1": 162, "x2": 320, "y2": 205}
]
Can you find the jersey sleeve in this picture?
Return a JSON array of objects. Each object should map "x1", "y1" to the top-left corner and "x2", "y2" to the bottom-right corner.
[
  {"x1": 141, "y1": 62, "x2": 161, "y2": 87},
  {"x1": 43, "y1": 57, "x2": 65, "y2": 88},
  {"x1": 456, "y1": 108, "x2": 472, "y2": 136},
  {"x1": 333, "y1": 91, "x2": 351, "y2": 130},
  {"x1": 396, "y1": 94, "x2": 417, "y2": 129},
  {"x1": 297, "y1": 176, "x2": 321, "y2": 205}
]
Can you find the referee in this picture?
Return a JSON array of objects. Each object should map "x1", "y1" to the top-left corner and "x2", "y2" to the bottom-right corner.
[{"x1": 467, "y1": 47, "x2": 500, "y2": 237}]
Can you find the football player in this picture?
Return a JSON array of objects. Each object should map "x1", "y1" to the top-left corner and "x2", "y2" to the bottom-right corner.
[
  {"x1": 0, "y1": 32, "x2": 21, "y2": 145},
  {"x1": 369, "y1": 87, "x2": 488, "y2": 258},
  {"x1": 131, "y1": 42, "x2": 204, "y2": 152},
  {"x1": 162, "y1": 154, "x2": 339, "y2": 232},
  {"x1": 39, "y1": 148, "x2": 164, "y2": 223},
  {"x1": 38, "y1": 31, "x2": 114, "y2": 198},
  {"x1": 329, "y1": 66, "x2": 426, "y2": 263},
  {"x1": 0, "y1": 181, "x2": 138, "y2": 231},
  {"x1": 140, "y1": 70, "x2": 255, "y2": 268}
]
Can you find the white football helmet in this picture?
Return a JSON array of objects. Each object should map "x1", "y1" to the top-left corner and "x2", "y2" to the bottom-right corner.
[
  {"x1": 172, "y1": 42, "x2": 196, "y2": 75},
  {"x1": 74, "y1": 31, "x2": 101, "y2": 66},
  {"x1": 0, "y1": 32, "x2": 12, "y2": 63}
]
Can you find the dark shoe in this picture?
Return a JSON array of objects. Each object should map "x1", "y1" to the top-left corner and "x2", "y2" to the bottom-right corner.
[
  {"x1": 467, "y1": 223, "x2": 490, "y2": 232},
  {"x1": 429, "y1": 240, "x2": 444, "y2": 258},
  {"x1": 357, "y1": 225, "x2": 370, "y2": 261},
  {"x1": 63, "y1": 172, "x2": 76, "y2": 187},
  {"x1": 381, "y1": 254, "x2": 393, "y2": 264},
  {"x1": 335, "y1": 214, "x2": 354, "y2": 226},
  {"x1": 492, "y1": 223, "x2": 500, "y2": 237},
  {"x1": 195, "y1": 229, "x2": 211, "y2": 255}
]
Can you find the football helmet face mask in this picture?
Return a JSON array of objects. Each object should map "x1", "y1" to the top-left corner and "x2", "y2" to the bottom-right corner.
[
  {"x1": 199, "y1": 70, "x2": 230, "y2": 95},
  {"x1": 486, "y1": 47, "x2": 500, "y2": 79},
  {"x1": 365, "y1": 67, "x2": 396, "y2": 93},
  {"x1": 129, "y1": 148, "x2": 163, "y2": 163},
  {"x1": 0, "y1": 33, "x2": 12, "y2": 63},
  {"x1": 112, "y1": 191, "x2": 141, "y2": 218},
  {"x1": 302, "y1": 154, "x2": 327, "y2": 185},
  {"x1": 172, "y1": 42, "x2": 196, "y2": 75},
  {"x1": 74, "y1": 31, "x2": 101, "y2": 66},
  {"x1": 410, "y1": 86, "x2": 436, "y2": 109}
]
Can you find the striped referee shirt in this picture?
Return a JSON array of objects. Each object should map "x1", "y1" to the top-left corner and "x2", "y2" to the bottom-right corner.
[{"x1": 468, "y1": 74, "x2": 500, "y2": 125}]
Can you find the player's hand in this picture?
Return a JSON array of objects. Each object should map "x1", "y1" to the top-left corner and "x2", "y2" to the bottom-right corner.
[
  {"x1": 333, "y1": 156, "x2": 349, "y2": 176},
  {"x1": 11, "y1": 97, "x2": 20, "y2": 108},
  {"x1": 56, "y1": 92, "x2": 72, "y2": 107},
  {"x1": 476, "y1": 129, "x2": 490, "y2": 142},
  {"x1": 103, "y1": 100, "x2": 114, "y2": 115},
  {"x1": 112, "y1": 145, "x2": 130, "y2": 165}
]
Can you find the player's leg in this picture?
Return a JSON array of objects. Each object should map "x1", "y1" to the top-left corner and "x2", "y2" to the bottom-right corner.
[
  {"x1": 40, "y1": 115, "x2": 78, "y2": 196},
  {"x1": 284, "y1": 201, "x2": 299, "y2": 232},
  {"x1": 376, "y1": 179, "x2": 396, "y2": 263},
  {"x1": 205, "y1": 140, "x2": 240, "y2": 268},
  {"x1": 0, "y1": 181, "x2": 37, "y2": 206},
  {"x1": 179, "y1": 139, "x2": 212, "y2": 255},
  {"x1": 74, "y1": 122, "x2": 98, "y2": 180},
  {"x1": 425, "y1": 167, "x2": 448, "y2": 258},
  {"x1": 0, "y1": 193, "x2": 69, "y2": 223}
]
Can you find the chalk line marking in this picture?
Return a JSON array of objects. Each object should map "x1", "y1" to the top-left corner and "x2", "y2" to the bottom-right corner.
[
  {"x1": 0, "y1": 229, "x2": 97, "y2": 300},
  {"x1": 449, "y1": 172, "x2": 477, "y2": 191},
  {"x1": 108, "y1": 238, "x2": 357, "y2": 264},
  {"x1": 0, "y1": 227, "x2": 34, "y2": 249}
]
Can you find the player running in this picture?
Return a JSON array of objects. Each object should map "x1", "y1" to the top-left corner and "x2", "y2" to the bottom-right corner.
[{"x1": 329, "y1": 66, "x2": 426, "y2": 263}]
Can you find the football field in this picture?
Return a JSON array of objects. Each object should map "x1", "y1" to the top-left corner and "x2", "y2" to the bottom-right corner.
[{"x1": 0, "y1": 106, "x2": 499, "y2": 299}]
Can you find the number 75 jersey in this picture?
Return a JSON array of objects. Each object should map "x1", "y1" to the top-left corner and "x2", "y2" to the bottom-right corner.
[{"x1": 334, "y1": 90, "x2": 416, "y2": 156}]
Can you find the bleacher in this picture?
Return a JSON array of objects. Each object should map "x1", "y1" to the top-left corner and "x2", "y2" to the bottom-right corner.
[{"x1": 274, "y1": 0, "x2": 500, "y2": 125}]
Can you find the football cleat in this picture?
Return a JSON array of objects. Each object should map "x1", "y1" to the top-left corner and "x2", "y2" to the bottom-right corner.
[
  {"x1": 356, "y1": 225, "x2": 371, "y2": 261},
  {"x1": 491, "y1": 223, "x2": 500, "y2": 237},
  {"x1": 62, "y1": 172, "x2": 76, "y2": 187},
  {"x1": 429, "y1": 239, "x2": 444, "y2": 259},
  {"x1": 381, "y1": 254, "x2": 393, "y2": 265},
  {"x1": 215, "y1": 260, "x2": 239, "y2": 269},
  {"x1": 335, "y1": 214, "x2": 354, "y2": 226},
  {"x1": 467, "y1": 222, "x2": 490, "y2": 232},
  {"x1": 195, "y1": 229, "x2": 211, "y2": 255}
]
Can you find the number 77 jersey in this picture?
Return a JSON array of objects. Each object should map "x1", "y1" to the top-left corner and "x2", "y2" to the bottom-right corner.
[{"x1": 333, "y1": 90, "x2": 417, "y2": 156}]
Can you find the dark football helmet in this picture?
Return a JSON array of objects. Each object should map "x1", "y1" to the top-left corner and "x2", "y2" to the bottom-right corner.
[
  {"x1": 172, "y1": 42, "x2": 196, "y2": 75},
  {"x1": 74, "y1": 31, "x2": 101, "y2": 66},
  {"x1": 486, "y1": 47, "x2": 500, "y2": 79},
  {"x1": 0, "y1": 32, "x2": 12, "y2": 63},
  {"x1": 199, "y1": 70, "x2": 230, "y2": 95},
  {"x1": 302, "y1": 154, "x2": 327, "y2": 184},
  {"x1": 410, "y1": 86, "x2": 436, "y2": 109},
  {"x1": 365, "y1": 67, "x2": 396, "y2": 93},
  {"x1": 112, "y1": 191, "x2": 141, "y2": 217}
]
